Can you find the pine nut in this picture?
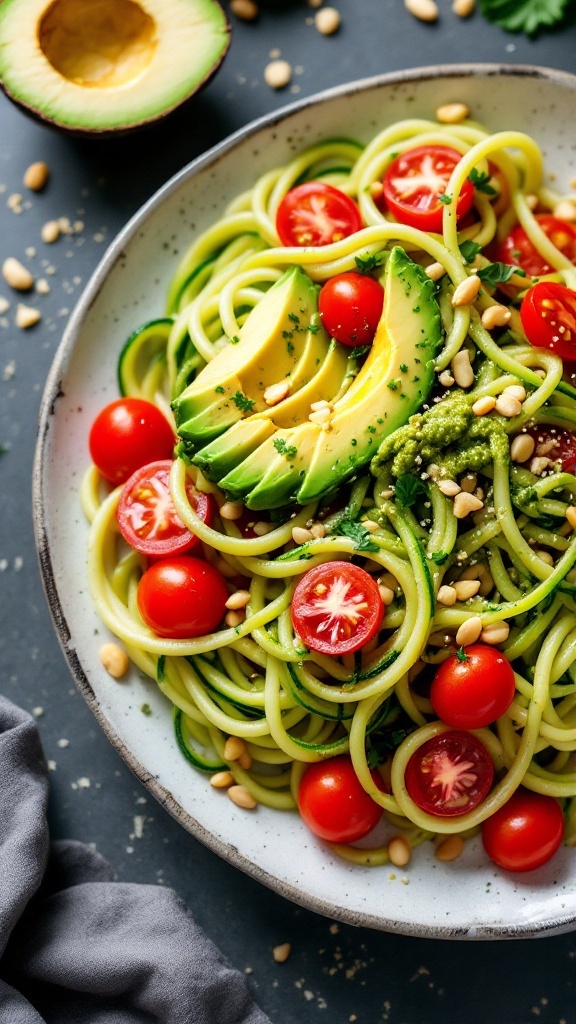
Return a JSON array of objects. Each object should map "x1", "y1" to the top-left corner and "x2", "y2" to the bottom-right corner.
[
  {"x1": 41, "y1": 220, "x2": 60, "y2": 243},
  {"x1": 530, "y1": 456, "x2": 553, "y2": 476},
  {"x1": 238, "y1": 750, "x2": 252, "y2": 770},
  {"x1": 455, "y1": 615, "x2": 483, "y2": 646},
  {"x1": 437, "y1": 585, "x2": 457, "y2": 606},
  {"x1": 15, "y1": 304, "x2": 41, "y2": 328},
  {"x1": 220, "y1": 501, "x2": 244, "y2": 520},
  {"x1": 460, "y1": 472, "x2": 477, "y2": 493},
  {"x1": 481, "y1": 304, "x2": 511, "y2": 330},
  {"x1": 362, "y1": 518, "x2": 380, "y2": 533},
  {"x1": 264, "y1": 59, "x2": 292, "y2": 89},
  {"x1": 252, "y1": 520, "x2": 272, "y2": 536},
  {"x1": 225, "y1": 589, "x2": 251, "y2": 610},
  {"x1": 452, "y1": 0, "x2": 475, "y2": 15},
  {"x1": 273, "y1": 943, "x2": 291, "y2": 963},
  {"x1": 3, "y1": 257, "x2": 34, "y2": 291},
  {"x1": 404, "y1": 0, "x2": 438, "y2": 22},
  {"x1": 210, "y1": 770, "x2": 235, "y2": 788},
  {"x1": 388, "y1": 836, "x2": 412, "y2": 867},
  {"x1": 100, "y1": 642, "x2": 129, "y2": 679},
  {"x1": 310, "y1": 522, "x2": 326, "y2": 538},
  {"x1": 225, "y1": 609, "x2": 245, "y2": 628},
  {"x1": 480, "y1": 621, "x2": 510, "y2": 645},
  {"x1": 264, "y1": 380, "x2": 290, "y2": 405},
  {"x1": 453, "y1": 492, "x2": 483, "y2": 519},
  {"x1": 553, "y1": 199, "x2": 576, "y2": 222},
  {"x1": 425, "y1": 261, "x2": 446, "y2": 281},
  {"x1": 510, "y1": 433, "x2": 535, "y2": 463},
  {"x1": 435, "y1": 834, "x2": 465, "y2": 861},
  {"x1": 438, "y1": 370, "x2": 455, "y2": 387},
  {"x1": 436, "y1": 102, "x2": 469, "y2": 124},
  {"x1": 36, "y1": 278, "x2": 50, "y2": 294},
  {"x1": 477, "y1": 566, "x2": 494, "y2": 597},
  {"x1": 23, "y1": 161, "x2": 50, "y2": 191},
  {"x1": 451, "y1": 275, "x2": 482, "y2": 307},
  {"x1": 453, "y1": 579, "x2": 481, "y2": 601},
  {"x1": 230, "y1": 0, "x2": 259, "y2": 19},
  {"x1": 503, "y1": 384, "x2": 526, "y2": 402},
  {"x1": 472, "y1": 395, "x2": 496, "y2": 416},
  {"x1": 379, "y1": 572, "x2": 399, "y2": 590},
  {"x1": 292, "y1": 526, "x2": 314, "y2": 545},
  {"x1": 378, "y1": 585, "x2": 395, "y2": 605},
  {"x1": 315, "y1": 6, "x2": 341, "y2": 33},
  {"x1": 216, "y1": 557, "x2": 239, "y2": 579},
  {"x1": 228, "y1": 785, "x2": 257, "y2": 809},
  {"x1": 566, "y1": 506, "x2": 576, "y2": 530},
  {"x1": 437, "y1": 479, "x2": 461, "y2": 497},
  {"x1": 535, "y1": 549, "x2": 554, "y2": 566},
  {"x1": 310, "y1": 399, "x2": 332, "y2": 411},
  {"x1": 451, "y1": 349, "x2": 474, "y2": 388},
  {"x1": 495, "y1": 394, "x2": 522, "y2": 418},
  {"x1": 224, "y1": 736, "x2": 247, "y2": 761},
  {"x1": 309, "y1": 406, "x2": 332, "y2": 426}
]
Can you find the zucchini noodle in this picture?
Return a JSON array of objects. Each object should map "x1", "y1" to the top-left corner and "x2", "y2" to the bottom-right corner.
[{"x1": 84, "y1": 111, "x2": 576, "y2": 866}]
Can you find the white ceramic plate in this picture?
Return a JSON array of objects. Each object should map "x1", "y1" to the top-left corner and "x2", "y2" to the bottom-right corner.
[{"x1": 34, "y1": 64, "x2": 576, "y2": 939}]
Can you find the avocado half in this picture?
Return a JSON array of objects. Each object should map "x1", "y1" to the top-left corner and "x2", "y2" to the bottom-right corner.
[{"x1": 0, "y1": 0, "x2": 230, "y2": 135}]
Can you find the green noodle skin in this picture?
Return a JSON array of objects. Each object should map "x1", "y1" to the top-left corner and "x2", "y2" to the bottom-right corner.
[{"x1": 83, "y1": 115, "x2": 576, "y2": 863}]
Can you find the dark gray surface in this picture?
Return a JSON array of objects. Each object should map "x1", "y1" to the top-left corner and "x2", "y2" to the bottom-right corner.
[{"x1": 1, "y1": 2, "x2": 576, "y2": 1021}]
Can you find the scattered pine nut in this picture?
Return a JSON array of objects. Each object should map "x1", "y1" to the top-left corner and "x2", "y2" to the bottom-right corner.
[
  {"x1": 530, "y1": 456, "x2": 553, "y2": 476},
  {"x1": 425, "y1": 261, "x2": 447, "y2": 281},
  {"x1": 228, "y1": 784, "x2": 257, "y2": 809},
  {"x1": 453, "y1": 579, "x2": 481, "y2": 601},
  {"x1": 210, "y1": 770, "x2": 235, "y2": 788},
  {"x1": 273, "y1": 943, "x2": 291, "y2": 963},
  {"x1": 388, "y1": 836, "x2": 411, "y2": 867},
  {"x1": 451, "y1": 349, "x2": 474, "y2": 388},
  {"x1": 230, "y1": 0, "x2": 259, "y2": 19},
  {"x1": 224, "y1": 736, "x2": 247, "y2": 761},
  {"x1": 3, "y1": 256, "x2": 34, "y2": 291},
  {"x1": 36, "y1": 278, "x2": 50, "y2": 295},
  {"x1": 100, "y1": 642, "x2": 129, "y2": 679},
  {"x1": 438, "y1": 369, "x2": 455, "y2": 387},
  {"x1": 23, "y1": 161, "x2": 50, "y2": 191},
  {"x1": 437, "y1": 479, "x2": 461, "y2": 497},
  {"x1": 252, "y1": 520, "x2": 272, "y2": 536},
  {"x1": 566, "y1": 506, "x2": 576, "y2": 530},
  {"x1": 435, "y1": 834, "x2": 465, "y2": 861},
  {"x1": 225, "y1": 609, "x2": 245, "y2": 628},
  {"x1": 264, "y1": 59, "x2": 292, "y2": 89},
  {"x1": 472, "y1": 395, "x2": 496, "y2": 416},
  {"x1": 480, "y1": 621, "x2": 510, "y2": 645},
  {"x1": 379, "y1": 572, "x2": 399, "y2": 590},
  {"x1": 41, "y1": 220, "x2": 60, "y2": 243},
  {"x1": 310, "y1": 522, "x2": 326, "y2": 539},
  {"x1": 453, "y1": 491, "x2": 483, "y2": 518},
  {"x1": 378, "y1": 585, "x2": 395, "y2": 605},
  {"x1": 495, "y1": 394, "x2": 522, "y2": 418},
  {"x1": 455, "y1": 615, "x2": 483, "y2": 646},
  {"x1": 452, "y1": 0, "x2": 475, "y2": 15},
  {"x1": 553, "y1": 199, "x2": 576, "y2": 222},
  {"x1": 481, "y1": 304, "x2": 511, "y2": 330},
  {"x1": 220, "y1": 501, "x2": 244, "y2": 520},
  {"x1": 460, "y1": 472, "x2": 477, "y2": 493},
  {"x1": 264, "y1": 380, "x2": 290, "y2": 405},
  {"x1": 238, "y1": 750, "x2": 253, "y2": 770},
  {"x1": 362, "y1": 518, "x2": 381, "y2": 533},
  {"x1": 225, "y1": 589, "x2": 251, "y2": 610},
  {"x1": 451, "y1": 275, "x2": 482, "y2": 307},
  {"x1": 16, "y1": 304, "x2": 41, "y2": 329},
  {"x1": 292, "y1": 526, "x2": 314, "y2": 545},
  {"x1": 435, "y1": 102, "x2": 469, "y2": 124},
  {"x1": 503, "y1": 384, "x2": 526, "y2": 402},
  {"x1": 315, "y1": 6, "x2": 341, "y2": 34},
  {"x1": 535, "y1": 549, "x2": 554, "y2": 566},
  {"x1": 437, "y1": 585, "x2": 457, "y2": 606},
  {"x1": 404, "y1": 0, "x2": 438, "y2": 21}
]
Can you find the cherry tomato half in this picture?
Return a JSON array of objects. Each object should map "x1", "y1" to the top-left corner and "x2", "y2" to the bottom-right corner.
[
  {"x1": 482, "y1": 789, "x2": 564, "y2": 872},
  {"x1": 495, "y1": 215, "x2": 576, "y2": 280},
  {"x1": 430, "y1": 644, "x2": 516, "y2": 730},
  {"x1": 520, "y1": 282, "x2": 576, "y2": 362},
  {"x1": 291, "y1": 561, "x2": 384, "y2": 656},
  {"x1": 382, "y1": 145, "x2": 474, "y2": 233},
  {"x1": 117, "y1": 460, "x2": 214, "y2": 558},
  {"x1": 523, "y1": 425, "x2": 576, "y2": 474},
  {"x1": 318, "y1": 272, "x2": 384, "y2": 348},
  {"x1": 137, "y1": 556, "x2": 228, "y2": 639},
  {"x1": 276, "y1": 182, "x2": 363, "y2": 247},
  {"x1": 404, "y1": 730, "x2": 494, "y2": 818},
  {"x1": 89, "y1": 397, "x2": 175, "y2": 485},
  {"x1": 298, "y1": 755, "x2": 383, "y2": 843}
]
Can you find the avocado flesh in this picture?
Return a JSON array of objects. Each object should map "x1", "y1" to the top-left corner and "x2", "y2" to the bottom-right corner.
[
  {"x1": 219, "y1": 247, "x2": 441, "y2": 510},
  {"x1": 173, "y1": 266, "x2": 330, "y2": 451},
  {"x1": 0, "y1": 0, "x2": 230, "y2": 134}
]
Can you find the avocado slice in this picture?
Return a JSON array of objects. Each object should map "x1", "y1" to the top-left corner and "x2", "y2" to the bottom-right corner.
[
  {"x1": 223, "y1": 247, "x2": 442, "y2": 509},
  {"x1": 0, "y1": 0, "x2": 230, "y2": 135},
  {"x1": 173, "y1": 265, "x2": 330, "y2": 451}
]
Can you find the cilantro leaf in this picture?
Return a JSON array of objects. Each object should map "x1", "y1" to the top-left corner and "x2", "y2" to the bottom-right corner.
[
  {"x1": 477, "y1": 261, "x2": 525, "y2": 286},
  {"x1": 334, "y1": 517, "x2": 379, "y2": 552},
  {"x1": 459, "y1": 240, "x2": 483, "y2": 264},
  {"x1": 479, "y1": 0, "x2": 570, "y2": 34},
  {"x1": 468, "y1": 168, "x2": 497, "y2": 196},
  {"x1": 395, "y1": 474, "x2": 427, "y2": 509},
  {"x1": 355, "y1": 251, "x2": 386, "y2": 273}
]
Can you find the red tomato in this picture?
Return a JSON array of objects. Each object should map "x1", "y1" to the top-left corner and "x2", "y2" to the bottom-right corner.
[
  {"x1": 276, "y1": 182, "x2": 363, "y2": 247},
  {"x1": 298, "y1": 755, "x2": 383, "y2": 843},
  {"x1": 318, "y1": 272, "x2": 384, "y2": 347},
  {"x1": 482, "y1": 789, "x2": 564, "y2": 872},
  {"x1": 117, "y1": 460, "x2": 214, "y2": 558},
  {"x1": 524, "y1": 425, "x2": 576, "y2": 474},
  {"x1": 89, "y1": 398, "x2": 175, "y2": 485},
  {"x1": 404, "y1": 730, "x2": 494, "y2": 817},
  {"x1": 382, "y1": 145, "x2": 474, "y2": 233},
  {"x1": 495, "y1": 215, "x2": 576, "y2": 279},
  {"x1": 291, "y1": 561, "x2": 384, "y2": 656},
  {"x1": 430, "y1": 644, "x2": 516, "y2": 730},
  {"x1": 137, "y1": 556, "x2": 228, "y2": 639},
  {"x1": 520, "y1": 282, "x2": 576, "y2": 362}
]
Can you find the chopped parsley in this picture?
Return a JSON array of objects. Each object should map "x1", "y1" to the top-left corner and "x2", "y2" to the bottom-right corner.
[
  {"x1": 140, "y1": 703, "x2": 153, "y2": 716},
  {"x1": 477, "y1": 261, "x2": 525, "y2": 286},
  {"x1": 479, "y1": 0, "x2": 571, "y2": 35},
  {"x1": 214, "y1": 385, "x2": 225, "y2": 394},
  {"x1": 431, "y1": 550, "x2": 449, "y2": 566},
  {"x1": 334, "y1": 516, "x2": 379, "y2": 552},
  {"x1": 468, "y1": 168, "x2": 497, "y2": 195},
  {"x1": 355, "y1": 251, "x2": 386, "y2": 273},
  {"x1": 231, "y1": 391, "x2": 255, "y2": 412},
  {"x1": 439, "y1": 193, "x2": 453, "y2": 205},
  {"x1": 459, "y1": 239, "x2": 483, "y2": 264},
  {"x1": 273, "y1": 437, "x2": 298, "y2": 458}
]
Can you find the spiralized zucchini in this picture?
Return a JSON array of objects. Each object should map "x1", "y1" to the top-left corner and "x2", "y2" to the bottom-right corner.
[{"x1": 83, "y1": 113, "x2": 576, "y2": 865}]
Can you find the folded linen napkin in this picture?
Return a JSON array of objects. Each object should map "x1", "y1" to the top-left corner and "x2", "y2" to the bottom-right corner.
[{"x1": 0, "y1": 695, "x2": 271, "y2": 1024}]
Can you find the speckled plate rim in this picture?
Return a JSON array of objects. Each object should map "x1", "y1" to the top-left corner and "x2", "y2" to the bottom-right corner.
[{"x1": 33, "y1": 62, "x2": 576, "y2": 940}]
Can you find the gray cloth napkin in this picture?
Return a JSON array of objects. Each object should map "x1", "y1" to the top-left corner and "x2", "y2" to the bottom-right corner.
[{"x1": 0, "y1": 695, "x2": 271, "y2": 1024}]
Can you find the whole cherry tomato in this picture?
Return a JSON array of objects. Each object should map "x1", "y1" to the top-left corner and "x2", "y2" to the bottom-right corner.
[
  {"x1": 89, "y1": 397, "x2": 175, "y2": 485},
  {"x1": 495, "y1": 215, "x2": 576, "y2": 279},
  {"x1": 430, "y1": 644, "x2": 516, "y2": 729},
  {"x1": 298, "y1": 755, "x2": 384, "y2": 843},
  {"x1": 319, "y1": 271, "x2": 384, "y2": 347},
  {"x1": 137, "y1": 556, "x2": 228, "y2": 639},
  {"x1": 482, "y1": 788, "x2": 564, "y2": 872}
]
